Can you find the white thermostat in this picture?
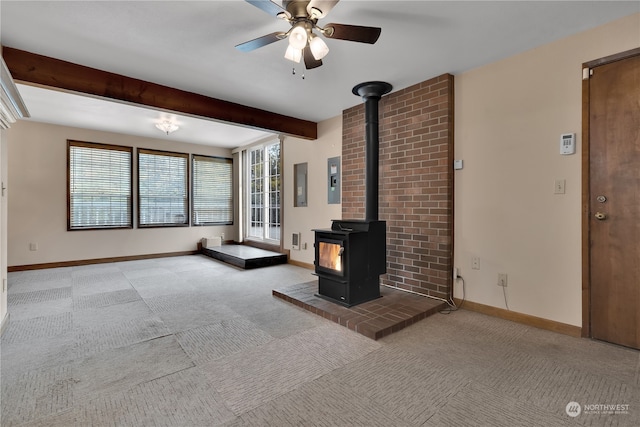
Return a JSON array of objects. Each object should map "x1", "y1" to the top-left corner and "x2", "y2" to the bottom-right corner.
[{"x1": 560, "y1": 133, "x2": 576, "y2": 155}]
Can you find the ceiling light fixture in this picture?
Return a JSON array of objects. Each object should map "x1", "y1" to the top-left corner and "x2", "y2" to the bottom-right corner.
[{"x1": 155, "y1": 121, "x2": 179, "y2": 135}]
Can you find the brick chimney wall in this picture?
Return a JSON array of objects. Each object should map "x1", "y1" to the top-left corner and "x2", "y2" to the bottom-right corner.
[{"x1": 342, "y1": 74, "x2": 454, "y2": 300}]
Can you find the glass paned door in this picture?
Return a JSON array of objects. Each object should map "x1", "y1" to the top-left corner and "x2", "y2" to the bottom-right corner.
[
  {"x1": 247, "y1": 141, "x2": 281, "y2": 243},
  {"x1": 249, "y1": 148, "x2": 264, "y2": 239},
  {"x1": 267, "y1": 143, "x2": 281, "y2": 240}
]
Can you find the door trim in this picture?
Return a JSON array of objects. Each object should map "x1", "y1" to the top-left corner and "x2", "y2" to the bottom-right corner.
[{"x1": 581, "y1": 47, "x2": 640, "y2": 338}]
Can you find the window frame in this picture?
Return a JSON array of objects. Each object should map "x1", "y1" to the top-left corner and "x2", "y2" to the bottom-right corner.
[
  {"x1": 67, "y1": 140, "x2": 133, "y2": 231},
  {"x1": 192, "y1": 154, "x2": 233, "y2": 226},
  {"x1": 137, "y1": 148, "x2": 190, "y2": 228}
]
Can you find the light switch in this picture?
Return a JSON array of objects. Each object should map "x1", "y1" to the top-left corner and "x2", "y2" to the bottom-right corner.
[{"x1": 554, "y1": 179, "x2": 566, "y2": 194}]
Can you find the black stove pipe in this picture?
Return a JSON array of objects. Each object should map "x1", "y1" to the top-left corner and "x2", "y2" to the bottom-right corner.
[{"x1": 352, "y1": 81, "x2": 393, "y2": 221}]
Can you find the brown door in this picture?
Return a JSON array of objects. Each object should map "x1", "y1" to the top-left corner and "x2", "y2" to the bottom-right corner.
[{"x1": 589, "y1": 52, "x2": 640, "y2": 349}]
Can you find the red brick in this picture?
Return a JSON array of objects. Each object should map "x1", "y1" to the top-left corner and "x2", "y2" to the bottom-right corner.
[{"x1": 342, "y1": 74, "x2": 453, "y2": 298}]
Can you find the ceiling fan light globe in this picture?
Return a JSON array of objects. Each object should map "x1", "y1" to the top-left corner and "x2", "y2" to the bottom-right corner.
[
  {"x1": 284, "y1": 45, "x2": 302, "y2": 63},
  {"x1": 289, "y1": 25, "x2": 308, "y2": 50},
  {"x1": 310, "y1": 36, "x2": 329, "y2": 60}
]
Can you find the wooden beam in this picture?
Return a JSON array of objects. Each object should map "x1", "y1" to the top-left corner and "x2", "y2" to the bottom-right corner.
[{"x1": 2, "y1": 46, "x2": 317, "y2": 140}]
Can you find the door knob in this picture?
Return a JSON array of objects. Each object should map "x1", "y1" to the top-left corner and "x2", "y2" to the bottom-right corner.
[{"x1": 594, "y1": 212, "x2": 607, "y2": 220}]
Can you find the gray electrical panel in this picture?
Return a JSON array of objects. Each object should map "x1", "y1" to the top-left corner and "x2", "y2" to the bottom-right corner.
[{"x1": 327, "y1": 156, "x2": 340, "y2": 204}]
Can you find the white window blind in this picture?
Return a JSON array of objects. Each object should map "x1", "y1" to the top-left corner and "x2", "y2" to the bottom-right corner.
[
  {"x1": 192, "y1": 155, "x2": 233, "y2": 225},
  {"x1": 138, "y1": 149, "x2": 188, "y2": 227},
  {"x1": 68, "y1": 141, "x2": 132, "y2": 230}
]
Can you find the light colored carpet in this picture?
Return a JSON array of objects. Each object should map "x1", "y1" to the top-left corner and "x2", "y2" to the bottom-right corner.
[{"x1": 1, "y1": 255, "x2": 638, "y2": 426}]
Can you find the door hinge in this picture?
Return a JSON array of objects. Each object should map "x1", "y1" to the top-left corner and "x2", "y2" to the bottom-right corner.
[{"x1": 1, "y1": 182, "x2": 5, "y2": 197}]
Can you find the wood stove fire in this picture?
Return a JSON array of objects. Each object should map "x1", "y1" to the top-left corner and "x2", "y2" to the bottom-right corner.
[{"x1": 313, "y1": 220, "x2": 386, "y2": 306}]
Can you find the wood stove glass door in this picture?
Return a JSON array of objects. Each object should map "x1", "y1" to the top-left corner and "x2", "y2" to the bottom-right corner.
[{"x1": 318, "y1": 239, "x2": 344, "y2": 276}]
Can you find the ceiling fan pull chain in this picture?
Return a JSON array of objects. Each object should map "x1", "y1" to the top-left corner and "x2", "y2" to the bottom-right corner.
[{"x1": 290, "y1": 67, "x2": 304, "y2": 80}]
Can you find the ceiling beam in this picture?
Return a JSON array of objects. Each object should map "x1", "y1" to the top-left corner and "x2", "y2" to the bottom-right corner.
[{"x1": 2, "y1": 46, "x2": 317, "y2": 140}]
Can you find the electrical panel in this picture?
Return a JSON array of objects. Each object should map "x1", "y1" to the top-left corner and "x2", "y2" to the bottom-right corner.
[{"x1": 328, "y1": 156, "x2": 340, "y2": 204}]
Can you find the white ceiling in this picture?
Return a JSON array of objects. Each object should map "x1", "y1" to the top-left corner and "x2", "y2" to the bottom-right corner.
[
  {"x1": 2, "y1": 1, "x2": 638, "y2": 149},
  {"x1": 14, "y1": 83, "x2": 275, "y2": 149}
]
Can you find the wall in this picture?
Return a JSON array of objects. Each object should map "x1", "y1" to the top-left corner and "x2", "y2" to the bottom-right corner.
[
  {"x1": 342, "y1": 75, "x2": 454, "y2": 300},
  {"x1": 454, "y1": 13, "x2": 639, "y2": 327},
  {"x1": 6, "y1": 120, "x2": 235, "y2": 267},
  {"x1": 282, "y1": 116, "x2": 342, "y2": 266},
  {"x1": 1, "y1": 131, "x2": 8, "y2": 328}
]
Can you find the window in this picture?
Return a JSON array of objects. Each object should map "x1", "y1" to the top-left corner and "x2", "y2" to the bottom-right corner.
[
  {"x1": 138, "y1": 149, "x2": 188, "y2": 227},
  {"x1": 68, "y1": 141, "x2": 132, "y2": 230},
  {"x1": 192, "y1": 155, "x2": 233, "y2": 225},
  {"x1": 247, "y1": 141, "x2": 281, "y2": 242}
]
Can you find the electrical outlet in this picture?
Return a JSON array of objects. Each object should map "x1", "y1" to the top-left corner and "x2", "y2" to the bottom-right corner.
[
  {"x1": 29, "y1": 243, "x2": 38, "y2": 251},
  {"x1": 472, "y1": 257, "x2": 480, "y2": 270},
  {"x1": 453, "y1": 267, "x2": 459, "y2": 281},
  {"x1": 498, "y1": 273, "x2": 508, "y2": 287}
]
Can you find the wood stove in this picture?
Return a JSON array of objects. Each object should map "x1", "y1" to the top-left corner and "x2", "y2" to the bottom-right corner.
[
  {"x1": 313, "y1": 220, "x2": 386, "y2": 306},
  {"x1": 313, "y1": 81, "x2": 393, "y2": 306}
]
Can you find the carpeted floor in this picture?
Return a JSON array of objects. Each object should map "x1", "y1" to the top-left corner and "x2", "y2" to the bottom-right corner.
[{"x1": 1, "y1": 255, "x2": 638, "y2": 426}]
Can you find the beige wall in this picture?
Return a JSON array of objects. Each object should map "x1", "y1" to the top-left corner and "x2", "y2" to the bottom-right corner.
[
  {"x1": 283, "y1": 116, "x2": 342, "y2": 266},
  {"x1": 6, "y1": 120, "x2": 236, "y2": 267},
  {"x1": 454, "y1": 13, "x2": 639, "y2": 326},
  {"x1": 1, "y1": 131, "x2": 8, "y2": 327}
]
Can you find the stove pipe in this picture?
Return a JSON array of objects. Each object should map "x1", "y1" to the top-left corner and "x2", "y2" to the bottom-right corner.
[{"x1": 352, "y1": 81, "x2": 393, "y2": 221}]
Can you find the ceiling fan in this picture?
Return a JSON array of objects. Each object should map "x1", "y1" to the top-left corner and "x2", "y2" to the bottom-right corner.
[{"x1": 235, "y1": 0, "x2": 381, "y2": 69}]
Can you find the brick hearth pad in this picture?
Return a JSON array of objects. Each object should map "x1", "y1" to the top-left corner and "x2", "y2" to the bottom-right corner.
[{"x1": 272, "y1": 281, "x2": 446, "y2": 340}]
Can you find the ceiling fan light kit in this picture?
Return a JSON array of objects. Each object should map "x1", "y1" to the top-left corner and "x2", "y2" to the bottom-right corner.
[{"x1": 236, "y1": 0, "x2": 381, "y2": 70}]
